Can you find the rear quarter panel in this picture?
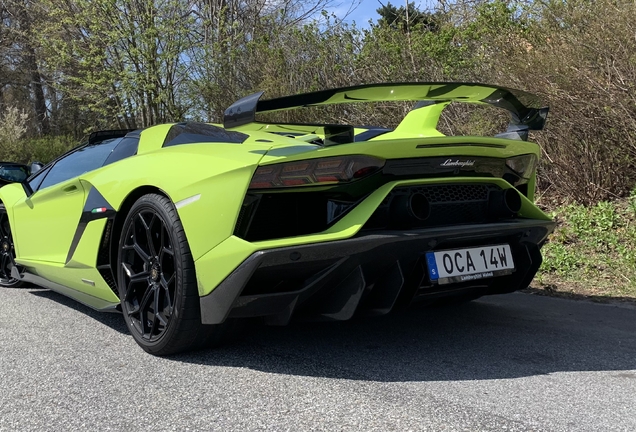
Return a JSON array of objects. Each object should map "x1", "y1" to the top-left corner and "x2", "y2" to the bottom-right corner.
[{"x1": 81, "y1": 143, "x2": 266, "y2": 260}]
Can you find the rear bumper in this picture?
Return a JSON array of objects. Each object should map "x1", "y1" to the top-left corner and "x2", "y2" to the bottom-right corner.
[{"x1": 200, "y1": 219, "x2": 555, "y2": 325}]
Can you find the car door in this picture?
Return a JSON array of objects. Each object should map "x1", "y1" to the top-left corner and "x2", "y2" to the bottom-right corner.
[{"x1": 12, "y1": 139, "x2": 121, "y2": 264}]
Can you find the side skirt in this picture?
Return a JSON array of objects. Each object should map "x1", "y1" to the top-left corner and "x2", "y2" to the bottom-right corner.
[{"x1": 12, "y1": 266, "x2": 120, "y2": 312}]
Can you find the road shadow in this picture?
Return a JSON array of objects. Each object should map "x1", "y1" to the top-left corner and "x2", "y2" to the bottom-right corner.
[
  {"x1": 26, "y1": 286, "x2": 636, "y2": 382},
  {"x1": 172, "y1": 292, "x2": 636, "y2": 382},
  {"x1": 28, "y1": 287, "x2": 128, "y2": 335}
]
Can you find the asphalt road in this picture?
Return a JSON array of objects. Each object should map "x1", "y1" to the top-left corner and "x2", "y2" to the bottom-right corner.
[{"x1": 1, "y1": 287, "x2": 635, "y2": 432}]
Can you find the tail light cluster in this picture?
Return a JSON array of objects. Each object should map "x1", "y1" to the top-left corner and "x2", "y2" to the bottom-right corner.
[
  {"x1": 249, "y1": 156, "x2": 385, "y2": 189},
  {"x1": 505, "y1": 154, "x2": 537, "y2": 181}
]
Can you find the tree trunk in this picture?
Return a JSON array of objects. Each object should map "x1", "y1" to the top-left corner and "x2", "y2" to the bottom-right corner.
[
  {"x1": 16, "y1": 1, "x2": 50, "y2": 135},
  {"x1": 24, "y1": 46, "x2": 50, "y2": 135}
]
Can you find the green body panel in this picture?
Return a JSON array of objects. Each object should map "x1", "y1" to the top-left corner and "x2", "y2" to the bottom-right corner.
[
  {"x1": 0, "y1": 182, "x2": 28, "y2": 256},
  {"x1": 256, "y1": 136, "x2": 539, "y2": 165},
  {"x1": 136, "y1": 124, "x2": 173, "y2": 154},
  {"x1": 66, "y1": 219, "x2": 107, "y2": 268},
  {"x1": 15, "y1": 218, "x2": 118, "y2": 303},
  {"x1": 13, "y1": 177, "x2": 85, "y2": 263},
  {"x1": 378, "y1": 104, "x2": 448, "y2": 139},
  {"x1": 257, "y1": 83, "x2": 520, "y2": 108},
  {"x1": 19, "y1": 258, "x2": 119, "y2": 304},
  {"x1": 194, "y1": 235, "x2": 252, "y2": 296},
  {"x1": 77, "y1": 142, "x2": 267, "y2": 261},
  {"x1": 18, "y1": 258, "x2": 119, "y2": 309},
  {"x1": 0, "y1": 182, "x2": 27, "y2": 208}
]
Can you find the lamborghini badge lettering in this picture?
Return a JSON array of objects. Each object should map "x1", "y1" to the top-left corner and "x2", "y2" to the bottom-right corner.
[{"x1": 440, "y1": 159, "x2": 476, "y2": 167}]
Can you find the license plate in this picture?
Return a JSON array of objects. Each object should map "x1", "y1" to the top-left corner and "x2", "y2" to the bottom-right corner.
[{"x1": 425, "y1": 244, "x2": 515, "y2": 285}]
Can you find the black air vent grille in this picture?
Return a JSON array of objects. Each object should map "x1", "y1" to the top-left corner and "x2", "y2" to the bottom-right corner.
[
  {"x1": 96, "y1": 219, "x2": 118, "y2": 296},
  {"x1": 409, "y1": 184, "x2": 491, "y2": 203},
  {"x1": 366, "y1": 183, "x2": 503, "y2": 230}
]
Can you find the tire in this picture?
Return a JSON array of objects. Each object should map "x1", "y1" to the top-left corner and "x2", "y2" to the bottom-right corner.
[
  {"x1": 0, "y1": 204, "x2": 24, "y2": 288},
  {"x1": 116, "y1": 193, "x2": 226, "y2": 355}
]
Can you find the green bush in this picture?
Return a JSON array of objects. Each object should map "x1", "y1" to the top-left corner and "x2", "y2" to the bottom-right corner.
[
  {"x1": 1, "y1": 136, "x2": 76, "y2": 165},
  {"x1": 24, "y1": 136, "x2": 76, "y2": 164},
  {"x1": 538, "y1": 194, "x2": 636, "y2": 296}
]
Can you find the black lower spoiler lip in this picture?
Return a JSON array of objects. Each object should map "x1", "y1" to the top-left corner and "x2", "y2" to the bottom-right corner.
[{"x1": 200, "y1": 219, "x2": 556, "y2": 325}]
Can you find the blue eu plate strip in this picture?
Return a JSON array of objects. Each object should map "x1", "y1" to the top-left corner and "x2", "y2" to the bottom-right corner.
[{"x1": 425, "y1": 252, "x2": 439, "y2": 281}]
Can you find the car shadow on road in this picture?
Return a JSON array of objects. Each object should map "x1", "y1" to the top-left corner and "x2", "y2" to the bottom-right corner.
[
  {"x1": 26, "y1": 286, "x2": 636, "y2": 383},
  {"x1": 29, "y1": 288, "x2": 129, "y2": 335},
  {"x1": 172, "y1": 293, "x2": 636, "y2": 382}
]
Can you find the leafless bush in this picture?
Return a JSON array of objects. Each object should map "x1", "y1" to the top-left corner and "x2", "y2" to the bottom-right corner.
[
  {"x1": 437, "y1": 103, "x2": 509, "y2": 137},
  {"x1": 0, "y1": 105, "x2": 29, "y2": 161},
  {"x1": 446, "y1": 0, "x2": 636, "y2": 203}
]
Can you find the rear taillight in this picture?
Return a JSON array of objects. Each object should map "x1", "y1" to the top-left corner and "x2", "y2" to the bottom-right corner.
[
  {"x1": 505, "y1": 154, "x2": 537, "y2": 180},
  {"x1": 249, "y1": 156, "x2": 385, "y2": 189}
]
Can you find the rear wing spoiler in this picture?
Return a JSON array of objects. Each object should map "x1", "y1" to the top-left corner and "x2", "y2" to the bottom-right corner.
[
  {"x1": 223, "y1": 82, "x2": 549, "y2": 141},
  {"x1": 88, "y1": 129, "x2": 136, "y2": 145}
]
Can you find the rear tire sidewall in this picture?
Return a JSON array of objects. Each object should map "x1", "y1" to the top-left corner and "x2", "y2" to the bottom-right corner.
[{"x1": 117, "y1": 194, "x2": 194, "y2": 354}]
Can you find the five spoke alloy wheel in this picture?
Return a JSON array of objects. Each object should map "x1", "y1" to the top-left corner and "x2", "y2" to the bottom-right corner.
[{"x1": 117, "y1": 193, "x2": 222, "y2": 355}]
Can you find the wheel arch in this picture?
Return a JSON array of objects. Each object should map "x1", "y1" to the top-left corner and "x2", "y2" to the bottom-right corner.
[{"x1": 109, "y1": 185, "x2": 172, "y2": 287}]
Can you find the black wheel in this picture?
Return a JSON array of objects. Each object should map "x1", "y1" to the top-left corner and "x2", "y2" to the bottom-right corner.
[
  {"x1": 117, "y1": 193, "x2": 226, "y2": 355},
  {"x1": 0, "y1": 204, "x2": 23, "y2": 288}
]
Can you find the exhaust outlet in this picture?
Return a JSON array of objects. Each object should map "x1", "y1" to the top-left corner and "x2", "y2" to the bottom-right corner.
[
  {"x1": 504, "y1": 188, "x2": 522, "y2": 213},
  {"x1": 409, "y1": 193, "x2": 431, "y2": 221},
  {"x1": 390, "y1": 193, "x2": 430, "y2": 227},
  {"x1": 489, "y1": 188, "x2": 522, "y2": 217}
]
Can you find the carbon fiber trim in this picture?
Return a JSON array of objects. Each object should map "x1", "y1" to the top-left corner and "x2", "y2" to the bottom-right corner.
[
  {"x1": 65, "y1": 186, "x2": 116, "y2": 265},
  {"x1": 201, "y1": 219, "x2": 556, "y2": 325}
]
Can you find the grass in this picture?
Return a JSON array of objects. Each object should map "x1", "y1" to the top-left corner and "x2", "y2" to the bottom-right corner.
[{"x1": 533, "y1": 191, "x2": 636, "y2": 302}]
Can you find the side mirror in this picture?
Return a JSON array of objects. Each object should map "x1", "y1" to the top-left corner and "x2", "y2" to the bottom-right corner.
[
  {"x1": 0, "y1": 164, "x2": 29, "y2": 186},
  {"x1": 30, "y1": 161, "x2": 44, "y2": 174}
]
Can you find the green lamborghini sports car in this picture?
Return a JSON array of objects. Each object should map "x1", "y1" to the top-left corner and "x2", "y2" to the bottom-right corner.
[{"x1": 0, "y1": 82, "x2": 555, "y2": 355}]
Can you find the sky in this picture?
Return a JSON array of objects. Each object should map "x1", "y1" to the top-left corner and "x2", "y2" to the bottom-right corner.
[{"x1": 326, "y1": 0, "x2": 435, "y2": 28}]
